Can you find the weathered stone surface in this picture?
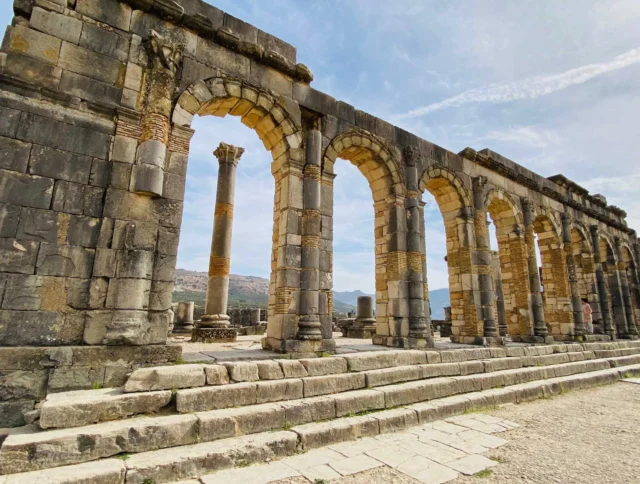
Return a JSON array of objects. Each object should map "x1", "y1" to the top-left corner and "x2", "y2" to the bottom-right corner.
[
  {"x1": 256, "y1": 379, "x2": 303, "y2": 404},
  {"x1": 256, "y1": 360, "x2": 285, "y2": 380},
  {"x1": 223, "y1": 362, "x2": 259, "y2": 382},
  {"x1": 0, "y1": 170, "x2": 54, "y2": 209},
  {"x1": 204, "y1": 365, "x2": 230, "y2": 385},
  {"x1": 303, "y1": 373, "x2": 366, "y2": 398},
  {"x1": 0, "y1": 414, "x2": 198, "y2": 473},
  {"x1": 4, "y1": 25, "x2": 61, "y2": 64},
  {"x1": 124, "y1": 365, "x2": 205, "y2": 393},
  {"x1": 0, "y1": 238, "x2": 39, "y2": 274},
  {"x1": 0, "y1": 400, "x2": 34, "y2": 427},
  {"x1": 365, "y1": 366, "x2": 423, "y2": 388},
  {"x1": 0, "y1": 311, "x2": 84, "y2": 346},
  {"x1": 75, "y1": 0, "x2": 132, "y2": 32},
  {"x1": 298, "y1": 357, "x2": 348, "y2": 376},
  {"x1": 334, "y1": 389, "x2": 385, "y2": 417},
  {"x1": 0, "y1": 458, "x2": 126, "y2": 484},
  {"x1": 30, "y1": 7, "x2": 83, "y2": 44},
  {"x1": 0, "y1": 136, "x2": 30, "y2": 173},
  {"x1": 176, "y1": 383, "x2": 257, "y2": 413},
  {"x1": 207, "y1": 403, "x2": 285, "y2": 437},
  {"x1": 292, "y1": 415, "x2": 379, "y2": 450},
  {"x1": 278, "y1": 359, "x2": 308, "y2": 378},
  {"x1": 36, "y1": 244, "x2": 94, "y2": 278},
  {"x1": 79, "y1": 22, "x2": 130, "y2": 63},
  {"x1": 0, "y1": 204, "x2": 21, "y2": 238},
  {"x1": 39, "y1": 388, "x2": 172, "y2": 429},
  {"x1": 59, "y1": 71, "x2": 123, "y2": 107},
  {"x1": 123, "y1": 431, "x2": 298, "y2": 484}
]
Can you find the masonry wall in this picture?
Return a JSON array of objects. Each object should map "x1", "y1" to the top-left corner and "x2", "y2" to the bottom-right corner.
[{"x1": 0, "y1": 0, "x2": 639, "y2": 426}]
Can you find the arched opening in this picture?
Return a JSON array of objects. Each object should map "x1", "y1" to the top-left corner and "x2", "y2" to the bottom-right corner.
[
  {"x1": 599, "y1": 237, "x2": 625, "y2": 338},
  {"x1": 621, "y1": 246, "x2": 640, "y2": 332},
  {"x1": 172, "y1": 77, "x2": 305, "y2": 350},
  {"x1": 534, "y1": 213, "x2": 571, "y2": 338},
  {"x1": 486, "y1": 191, "x2": 530, "y2": 339},
  {"x1": 323, "y1": 130, "x2": 405, "y2": 340},
  {"x1": 570, "y1": 226, "x2": 600, "y2": 332},
  {"x1": 420, "y1": 167, "x2": 480, "y2": 341},
  {"x1": 176, "y1": 115, "x2": 274, "y2": 321}
]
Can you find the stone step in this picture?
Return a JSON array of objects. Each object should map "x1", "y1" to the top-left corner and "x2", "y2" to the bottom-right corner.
[
  {"x1": 5, "y1": 355, "x2": 640, "y2": 475},
  {"x1": 4, "y1": 363, "x2": 637, "y2": 484},
  {"x1": 36, "y1": 348, "x2": 640, "y2": 430}
]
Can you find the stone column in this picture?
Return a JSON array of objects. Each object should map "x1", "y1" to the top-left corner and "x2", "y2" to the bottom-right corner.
[
  {"x1": 295, "y1": 128, "x2": 324, "y2": 350},
  {"x1": 590, "y1": 225, "x2": 615, "y2": 338},
  {"x1": 418, "y1": 200, "x2": 432, "y2": 334},
  {"x1": 404, "y1": 147, "x2": 431, "y2": 347},
  {"x1": 491, "y1": 251, "x2": 508, "y2": 337},
  {"x1": 561, "y1": 214, "x2": 586, "y2": 338},
  {"x1": 615, "y1": 237, "x2": 638, "y2": 337},
  {"x1": 250, "y1": 309, "x2": 261, "y2": 325},
  {"x1": 472, "y1": 176, "x2": 498, "y2": 341},
  {"x1": 521, "y1": 198, "x2": 548, "y2": 340},
  {"x1": 192, "y1": 143, "x2": 244, "y2": 343},
  {"x1": 174, "y1": 301, "x2": 194, "y2": 334},
  {"x1": 133, "y1": 31, "x2": 183, "y2": 196},
  {"x1": 347, "y1": 296, "x2": 377, "y2": 338}
]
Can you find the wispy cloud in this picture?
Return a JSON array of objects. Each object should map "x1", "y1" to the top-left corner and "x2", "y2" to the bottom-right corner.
[{"x1": 398, "y1": 47, "x2": 640, "y2": 119}]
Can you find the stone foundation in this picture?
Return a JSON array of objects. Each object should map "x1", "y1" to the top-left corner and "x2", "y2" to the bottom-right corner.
[{"x1": 191, "y1": 328, "x2": 237, "y2": 343}]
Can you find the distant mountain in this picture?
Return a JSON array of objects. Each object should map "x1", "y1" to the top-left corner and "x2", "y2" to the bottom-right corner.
[
  {"x1": 173, "y1": 269, "x2": 450, "y2": 318},
  {"x1": 332, "y1": 290, "x2": 372, "y2": 307}
]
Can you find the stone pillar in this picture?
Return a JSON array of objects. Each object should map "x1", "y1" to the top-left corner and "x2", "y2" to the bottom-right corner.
[
  {"x1": 174, "y1": 301, "x2": 194, "y2": 334},
  {"x1": 404, "y1": 147, "x2": 431, "y2": 347},
  {"x1": 491, "y1": 251, "x2": 508, "y2": 337},
  {"x1": 346, "y1": 296, "x2": 377, "y2": 338},
  {"x1": 590, "y1": 226, "x2": 615, "y2": 338},
  {"x1": 418, "y1": 200, "x2": 431, "y2": 333},
  {"x1": 615, "y1": 237, "x2": 638, "y2": 337},
  {"x1": 521, "y1": 198, "x2": 548, "y2": 340},
  {"x1": 472, "y1": 176, "x2": 498, "y2": 341},
  {"x1": 561, "y1": 214, "x2": 586, "y2": 338},
  {"x1": 292, "y1": 128, "x2": 325, "y2": 352},
  {"x1": 192, "y1": 143, "x2": 244, "y2": 343},
  {"x1": 250, "y1": 309, "x2": 261, "y2": 325},
  {"x1": 133, "y1": 31, "x2": 183, "y2": 196}
]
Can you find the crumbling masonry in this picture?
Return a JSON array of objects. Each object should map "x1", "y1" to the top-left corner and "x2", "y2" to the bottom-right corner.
[{"x1": 1, "y1": 0, "x2": 639, "y2": 426}]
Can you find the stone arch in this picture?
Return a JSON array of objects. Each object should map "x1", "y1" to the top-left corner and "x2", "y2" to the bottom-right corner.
[
  {"x1": 171, "y1": 76, "x2": 304, "y2": 347},
  {"x1": 533, "y1": 211, "x2": 571, "y2": 338},
  {"x1": 599, "y1": 234, "x2": 626, "y2": 338},
  {"x1": 419, "y1": 166, "x2": 479, "y2": 341},
  {"x1": 571, "y1": 223, "x2": 601, "y2": 331},
  {"x1": 321, "y1": 129, "x2": 406, "y2": 338},
  {"x1": 485, "y1": 189, "x2": 530, "y2": 338},
  {"x1": 620, "y1": 244, "x2": 640, "y2": 332}
]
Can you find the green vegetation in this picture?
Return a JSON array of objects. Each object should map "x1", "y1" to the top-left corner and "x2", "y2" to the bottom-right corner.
[
  {"x1": 91, "y1": 380, "x2": 103, "y2": 390},
  {"x1": 475, "y1": 469, "x2": 494, "y2": 478}
]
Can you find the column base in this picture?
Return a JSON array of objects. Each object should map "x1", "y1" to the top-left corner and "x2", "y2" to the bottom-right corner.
[
  {"x1": 511, "y1": 335, "x2": 555, "y2": 344},
  {"x1": 261, "y1": 337, "x2": 335, "y2": 356},
  {"x1": 372, "y1": 335, "x2": 435, "y2": 349},
  {"x1": 172, "y1": 324, "x2": 193, "y2": 334},
  {"x1": 191, "y1": 327, "x2": 237, "y2": 343},
  {"x1": 344, "y1": 325, "x2": 376, "y2": 339}
]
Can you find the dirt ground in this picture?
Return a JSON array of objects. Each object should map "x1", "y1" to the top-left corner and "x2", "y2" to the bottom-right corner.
[{"x1": 275, "y1": 382, "x2": 640, "y2": 484}]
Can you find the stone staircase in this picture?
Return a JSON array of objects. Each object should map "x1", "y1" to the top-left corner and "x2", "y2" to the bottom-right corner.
[{"x1": 2, "y1": 341, "x2": 640, "y2": 483}]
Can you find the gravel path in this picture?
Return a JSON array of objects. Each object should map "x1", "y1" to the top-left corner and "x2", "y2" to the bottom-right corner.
[{"x1": 274, "y1": 382, "x2": 640, "y2": 484}]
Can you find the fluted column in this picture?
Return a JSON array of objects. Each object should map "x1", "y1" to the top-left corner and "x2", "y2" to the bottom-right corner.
[
  {"x1": 404, "y1": 147, "x2": 431, "y2": 346},
  {"x1": 521, "y1": 198, "x2": 547, "y2": 338},
  {"x1": 615, "y1": 237, "x2": 638, "y2": 337},
  {"x1": 472, "y1": 176, "x2": 498, "y2": 340},
  {"x1": 297, "y1": 128, "x2": 323, "y2": 341},
  {"x1": 192, "y1": 143, "x2": 244, "y2": 343},
  {"x1": 590, "y1": 225, "x2": 615, "y2": 338},
  {"x1": 561, "y1": 214, "x2": 586, "y2": 337}
]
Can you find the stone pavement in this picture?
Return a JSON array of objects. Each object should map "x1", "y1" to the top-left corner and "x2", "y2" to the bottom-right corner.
[
  {"x1": 175, "y1": 333, "x2": 529, "y2": 363},
  {"x1": 192, "y1": 413, "x2": 517, "y2": 484}
]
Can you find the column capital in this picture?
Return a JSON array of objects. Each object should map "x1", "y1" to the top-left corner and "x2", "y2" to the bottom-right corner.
[
  {"x1": 149, "y1": 30, "x2": 184, "y2": 74},
  {"x1": 472, "y1": 175, "x2": 488, "y2": 192},
  {"x1": 589, "y1": 224, "x2": 599, "y2": 236},
  {"x1": 403, "y1": 146, "x2": 419, "y2": 167},
  {"x1": 521, "y1": 197, "x2": 534, "y2": 212},
  {"x1": 214, "y1": 142, "x2": 245, "y2": 166}
]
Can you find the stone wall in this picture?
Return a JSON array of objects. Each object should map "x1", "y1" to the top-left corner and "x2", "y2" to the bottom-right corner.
[{"x1": 0, "y1": 0, "x2": 639, "y2": 425}]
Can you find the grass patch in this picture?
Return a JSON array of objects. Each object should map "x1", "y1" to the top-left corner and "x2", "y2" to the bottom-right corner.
[
  {"x1": 114, "y1": 453, "x2": 130, "y2": 461},
  {"x1": 91, "y1": 380, "x2": 103, "y2": 390},
  {"x1": 475, "y1": 469, "x2": 493, "y2": 478},
  {"x1": 491, "y1": 455, "x2": 508, "y2": 464},
  {"x1": 141, "y1": 479, "x2": 156, "y2": 484},
  {"x1": 236, "y1": 461, "x2": 251, "y2": 468}
]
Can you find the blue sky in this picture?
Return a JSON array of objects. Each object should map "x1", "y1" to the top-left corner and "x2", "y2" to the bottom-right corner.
[{"x1": 4, "y1": 1, "x2": 639, "y2": 292}]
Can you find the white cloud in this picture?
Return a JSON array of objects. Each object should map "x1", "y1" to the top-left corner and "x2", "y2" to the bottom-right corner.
[{"x1": 398, "y1": 47, "x2": 640, "y2": 118}]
